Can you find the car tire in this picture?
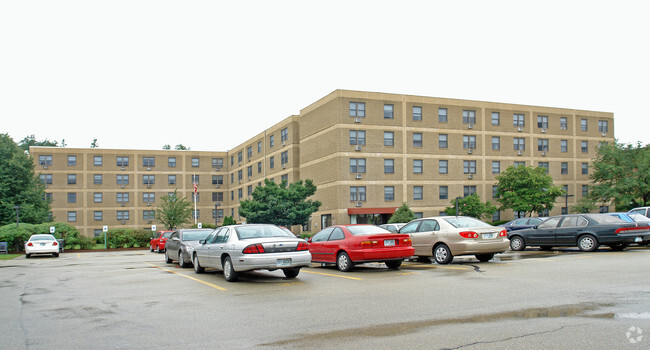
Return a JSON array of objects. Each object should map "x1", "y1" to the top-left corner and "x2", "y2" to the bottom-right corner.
[
  {"x1": 509, "y1": 236, "x2": 526, "y2": 251},
  {"x1": 475, "y1": 253, "x2": 494, "y2": 262},
  {"x1": 193, "y1": 254, "x2": 204, "y2": 274},
  {"x1": 150, "y1": 245, "x2": 153, "y2": 252},
  {"x1": 223, "y1": 256, "x2": 239, "y2": 282},
  {"x1": 433, "y1": 244, "x2": 453, "y2": 264},
  {"x1": 609, "y1": 243, "x2": 628, "y2": 251},
  {"x1": 336, "y1": 252, "x2": 354, "y2": 272},
  {"x1": 156, "y1": 245, "x2": 160, "y2": 253},
  {"x1": 578, "y1": 234, "x2": 599, "y2": 252},
  {"x1": 25, "y1": 254, "x2": 30, "y2": 259},
  {"x1": 178, "y1": 251, "x2": 187, "y2": 268},
  {"x1": 385, "y1": 260, "x2": 402, "y2": 269},
  {"x1": 164, "y1": 250, "x2": 172, "y2": 264},
  {"x1": 282, "y1": 267, "x2": 301, "y2": 278}
]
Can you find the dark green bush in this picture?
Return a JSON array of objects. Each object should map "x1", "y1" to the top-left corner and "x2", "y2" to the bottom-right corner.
[
  {"x1": 0, "y1": 222, "x2": 88, "y2": 251},
  {"x1": 105, "y1": 229, "x2": 152, "y2": 249}
]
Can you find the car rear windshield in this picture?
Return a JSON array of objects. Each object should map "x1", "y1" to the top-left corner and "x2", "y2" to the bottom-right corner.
[
  {"x1": 444, "y1": 217, "x2": 492, "y2": 229},
  {"x1": 235, "y1": 226, "x2": 294, "y2": 240},
  {"x1": 30, "y1": 235, "x2": 55, "y2": 241},
  {"x1": 586, "y1": 214, "x2": 627, "y2": 224},
  {"x1": 182, "y1": 229, "x2": 214, "y2": 241},
  {"x1": 347, "y1": 225, "x2": 392, "y2": 236}
]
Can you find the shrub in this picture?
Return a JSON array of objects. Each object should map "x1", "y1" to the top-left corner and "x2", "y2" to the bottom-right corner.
[{"x1": 105, "y1": 229, "x2": 152, "y2": 249}]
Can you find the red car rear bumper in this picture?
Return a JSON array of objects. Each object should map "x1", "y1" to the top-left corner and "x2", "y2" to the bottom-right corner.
[{"x1": 348, "y1": 247, "x2": 415, "y2": 263}]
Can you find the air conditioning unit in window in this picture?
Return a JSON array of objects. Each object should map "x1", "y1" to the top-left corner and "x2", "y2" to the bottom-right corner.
[
  {"x1": 517, "y1": 151, "x2": 523, "y2": 156},
  {"x1": 601, "y1": 132, "x2": 606, "y2": 137},
  {"x1": 147, "y1": 202, "x2": 152, "y2": 206},
  {"x1": 517, "y1": 127, "x2": 523, "y2": 132},
  {"x1": 355, "y1": 145, "x2": 362, "y2": 151},
  {"x1": 467, "y1": 149, "x2": 473, "y2": 154},
  {"x1": 43, "y1": 166, "x2": 48, "y2": 169},
  {"x1": 542, "y1": 152, "x2": 547, "y2": 156},
  {"x1": 468, "y1": 124, "x2": 474, "y2": 129},
  {"x1": 215, "y1": 184, "x2": 220, "y2": 188},
  {"x1": 541, "y1": 129, "x2": 546, "y2": 133},
  {"x1": 282, "y1": 141, "x2": 286, "y2": 146},
  {"x1": 146, "y1": 167, "x2": 152, "y2": 171},
  {"x1": 354, "y1": 117, "x2": 361, "y2": 123},
  {"x1": 467, "y1": 174, "x2": 474, "y2": 180},
  {"x1": 120, "y1": 185, "x2": 125, "y2": 189},
  {"x1": 355, "y1": 174, "x2": 362, "y2": 179},
  {"x1": 147, "y1": 220, "x2": 152, "y2": 224},
  {"x1": 146, "y1": 184, "x2": 151, "y2": 189},
  {"x1": 120, "y1": 167, "x2": 126, "y2": 170},
  {"x1": 120, "y1": 202, "x2": 126, "y2": 207},
  {"x1": 121, "y1": 221, "x2": 126, "y2": 225},
  {"x1": 355, "y1": 202, "x2": 362, "y2": 207},
  {"x1": 282, "y1": 164, "x2": 286, "y2": 169}
]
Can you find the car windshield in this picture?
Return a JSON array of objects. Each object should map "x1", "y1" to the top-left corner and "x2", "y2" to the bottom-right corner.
[
  {"x1": 347, "y1": 225, "x2": 392, "y2": 236},
  {"x1": 30, "y1": 235, "x2": 55, "y2": 241},
  {"x1": 235, "y1": 225, "x2": 294, "y2": 240},
  {"x1": 586, "y1": 214, "x2": 626, "y2": 223},
  {"x1": 444, "y1": 217, "x2": 492, "y2": 229},
  {"x1": 162, "y1": 232, "x2": 173, "y2": 238},
  {"x1": 182, "y1": 229, "x2": 214, "y2": 241}
]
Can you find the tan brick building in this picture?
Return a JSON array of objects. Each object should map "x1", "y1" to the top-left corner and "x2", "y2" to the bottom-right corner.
[{"x1": 31, "y1": 90, "x2": 614, "y2": 236}]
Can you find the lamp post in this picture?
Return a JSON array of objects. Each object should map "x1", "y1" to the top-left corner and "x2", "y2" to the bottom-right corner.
[
  {"x1": 214, "y1": 203, "x2": 220, "y2": 227},
  {"x1": 14, "y1": 206, "x2": 20, "y2": 227},
  {"x1": 564, "y1": 194, "x2": 574, "y2": 214}
]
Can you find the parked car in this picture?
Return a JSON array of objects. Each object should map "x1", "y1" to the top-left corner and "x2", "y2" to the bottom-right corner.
[
  {"x1": 309, "y1": 225, "x2": 414, "y2": 271},
  {"x1": 628, "y1": 207, "x2": 650, "y2": 218},
  {"x1": 508, "y1": 214, "x2": 650, "y2": 252},
  {"x1": 192, "y1": 224, "x2": 311, "y2": 282},
  {"x1": 164, "y1": 229, "x2": 215, "y2": 268},
  {"x1": 502, "y1": 217, "x2": 547, "y2": 232},
  {"x1": 379, "y1": 223, "x2": 406, "y2": 233},
  {"x1": 398, "y1": 216, "x2": 509, "y2": 264},
  {"x1": 150, "y1": 230, "x2": 174, "y2": 253},
  {"x1": 25, "y1": 234, "x2": 60, "y2": 258},
  {"x1": 607, "y1": 212, "x2": 650, "y2": 226}
]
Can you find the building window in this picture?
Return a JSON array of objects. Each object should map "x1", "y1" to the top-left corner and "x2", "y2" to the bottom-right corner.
[
  {"x1": 413, "y1": 133, "x2": 423, "y2": 147},
  {"x1": 412, "y1": 106, "x2": 422, "y2": 121},
  {"x1": 168, "y1": 157, "x2": 176, "y2": 168},
  {"x1": 67, "y1": 193, "x2": 76, "y2": 203},
  {"x1": 168, "y1": 175, "x2": 176, "y2": 185},
  {"x1": 464, "y1": 186, "x2": 477, "y2": 197},
  {"x1": 492, "y1": 161, "x2": 501, "y2": 174},
  {"x1": 438, "y1": 108, "x2": 448, "y2": 123},
  {"x1": 581, "y1": 119, "x2": 588, "y2": 131},
  {"x1": 116, "y1": 156, "x2": 129, "y2": 167},
  {"x1": 94, "y1": 156, "x2": 102, "y2": 166},
  {"x1": 94, "y1": 211, "x2": 103, "y2": 221},
  {"x1": 538, "y1": 139, "x2": 549, "y2": 152},
  {"x1": 438, "y1": 134, "x2": 448, "y2": 148},
  {"x1": 191, "y1": 157, "x2": 199, "y2": 167},
  {"x1": 537, "y1": 116, "x2": 548, "y2": 129},
  {"x1": 247, "y1": 185, "x2": 254, "y2": 196},
  {"x1": 94, "y1": 193, "x2": 103, "y2": 203},
  {"x1": 463, "y1": 135, "x2": 476, "y2": 149},
  {"x1": 439, "y1": 186, "x2": 448, "y2": 200},
  {"x1": 384, "y1": 159, "x2": 394, "y2": 174},
  {"x1": 143, "y1": 193, "x2": 155, "y2": 202},
  {"x1": 231, "y1": 191, "x2": 234, "y2": 200},
  {"x1": 143, "y1": 210, "x2": 155, "y2": 221},
  {"x1": 561, "y1": 162, "x2": 569, "y2": 175},
  {"x1": 237, "y1": 170, "x2": 242, "y2": 181},
  {"x1": 257, "y1": 162, "x2": 262, "y2": 173},
  {"x1": 237, "y1": 151, "x2": 242, "y2": 163},
  {"x1": 117, "y1": 211, "x2": 129, "y2": 221},
  {"x1": 257, "y1": 141, "x2": 262, "y2": 153},
  {"x1": 599, "y1": 206, "x2": 609, "y2": 213},
  {"x1": 269, "y1": 156, "x2": 274, "y2": 169},
  {"x1": 193, "y1": 192, "x2": 201, "y2": 202},
  {"x1": 561, "y1": 140, "x2": 568, "y2": 153},
  {"x1": 463, "y1": 160, "x2": 476, "y2": 174},
  {"x1": 513, "y1": 114, "x2": 525, "y2": 127},
  {"x1": 44, "y1": 193, "x2": 53, "y2": 202},
  {"x1": 143, "y1": 175, "x2": 155, "y2": 185},
  {"x1": 514, "y1": 161, "x2": 526, "y2": 167},
  {"x1": 67, "y1": 174, "x2": 76, "y2": 184},
  {"x1": 230, "y1": 156, "x2": 233, "y2": 166},
  {"x1": 117, "y1": 175, "x2": 129, "y2": 185},
  {"x1": 492, "y1": 211, "x2": 501, "y2": 222},
  {"x1": 582, "y1": 185, "x2": 589, "y2": 196},
  {"x1": 68, "y1": 211, "x2": 77, "y2": 222},
  {"x1": 350, "y1": 130, "x2": 366, "y2": 145},
  {"x1": 384, "y1": 131, "x2": 394, "y2": 146},
  {"x1": 439, "y1": 160, "x2": 448, "y2": 174},
  {"x1": 598, "y1": 120, "x2": 608, "y2": 133},
  {"x1": 269, "y1": 135, "x2": 275, "y2": 148},
  {"x1": 143, "y1": 157, "x2": 155, "y2": 167},
  {"x1": 39, "y1": 155, "x2": 53, "y2": 166},
  {"x1": 492, "y1": 185, "x2": 499, "y2": 198},
  {"x1": 349, "y1": 102, "x2": 366, "y2": 118},
  {"x1": 40, "y1": 174, "x2": 53, "y2": 184},
  {"x1": 350, "y1": 158, "x2": 366, "y2": 173},
  {"x1": 67, "y1": 155, "x2": 77, "y2": 166},
  {"x1": 212, "y1": 158, "x2": 223, "y2": 169},
  {"x1": 214, "y1": 209, "x2": 224, "y2": 220},
  {"x1": 281, "y1": 151, "x2": 288, "y2": 166},
  {"x1": 581, "y1": 141, "x2": 588, "y2": 153},
  {"x1": 492, "y1": 136, "x2": 500, "y2": 150},
  {"x1": 211, "y1": 175, "x2": 223, "y2": 186},
  {"x1": 230, "y1": 174, "x2": 234, "y2": 184},
  {"x1": 93, "y1": 174, "x2": 102, "y2": 185},
  {"x1": 561, "y1": 207, "x2": 568, "y2": 215},
  {"x1": 212, "y1": 192, "x2": 224, "y2": 201},
  {"x1": 281, "y1": 128, "x2": 289, "y2": 142},
  {"x1": 117, "y1": 193, "x2": 129, "y2": 203},
  {"x1": 413, "y1": 186, "x2": 423, "y2": 200},
  {"x1": 413, "y1": 159, "x2": 423, "y2": 174},
  {"x1": 462, "y1": 110, "x2": 476, "y2": 124},
  {"x1": 350, "y1": 186, "x2": 366, "y2": 201},
  {"x1": 384, "y1": 104, "x2": 394, "y2": 119},
  {"x1": 492, "y1": 112, "x2": 500, "y2": 125},
  {"x1": 581, "y1": 162, "x2": 589, "y2": 175},
  {"x1": 538, "y1": 162, "x2": 549, "y2": 174},
  {"x1": 513, "y1": 138, "x2": 525, "y2": 151},
  {"x1": 246, "y1": 147, "x2": 252, "y2": 159},
  {"x1": 560, "y1": 117, "x2": 568, "y2": 130}
]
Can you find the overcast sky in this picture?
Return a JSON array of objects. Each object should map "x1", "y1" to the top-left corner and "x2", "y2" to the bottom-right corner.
[{"x1": 2, "y1": 1, "x2": 648, "y2": 151}]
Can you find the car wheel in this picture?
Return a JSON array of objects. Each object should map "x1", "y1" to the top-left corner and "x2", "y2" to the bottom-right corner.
[
  {"x1": 539, "y1": 246, "x2": 553, "y2": 251},
  {"x1": 25, "y1": 254, "x2": 30, "y2": 259},
  {"x1": 193, "y1": 254, "x2": 204, "y2": 274},
  {"x1": 282, "y1": 267, "x2": 301, "y2": 278},
  {"x1": 415, "y1": 256, "x2": 431, "y2": 263},
  {"x1": 509, "y1": 236, "x2": 526, "y2": 251},
  {"x1": 336, "y1": 252, "x2": 354, "y2": 272},
  {"x1": 578, "y1": 234, "x2": 598, "y2": 252},
  {"x1": 385, "y1": 260, "x2": 402, "y2": 269},
  {"x1": 223, "y1": 256, "x2": 239, "y2": 282},
  {"x1": 178, "y1": 251, "x2": 187, "y2": 268},
  {"x1": 433, "y1": 244, "x2": 453, "y2": 264},
  {"x1": 150, "y1": 245, "x2": 153, "y2": 252},
  {"x1": 609, "y1": 243, "x2": 628, "y2": 251},
  {"x1": 475, "y1": 253, "x2": 494, "y2": 262},
  {"x1": 164, "y1": 250, "x2": 172, "y2": 264},
  {"x1": 156, "y1": 245, "x2": 160, "y2": 253},
  {"x1": 53, "y1": 253, "x2": 59, "y2": 258}
]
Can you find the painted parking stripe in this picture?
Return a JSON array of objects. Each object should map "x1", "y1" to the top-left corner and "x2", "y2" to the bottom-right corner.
[
  {"x1": 302, "y1": 269, "x2": 362, "y2": 280},
  {"x1": 146, "y1": 263, "x2": 227, "y2": 291},
  {"x1": 402, "y1": 263, "x2": 469, "y2": 270}
]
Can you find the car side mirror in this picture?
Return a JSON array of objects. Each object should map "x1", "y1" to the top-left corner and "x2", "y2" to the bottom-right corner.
[
  {"x1": 172, "y1": 237, "x2": 180, "y2": 241},
  {"x1": 533, "y1": 225, "x2": 539, "y2": 229},
  {"x1": 198, "y1": 240, "x2": 205, "y2": 244}
]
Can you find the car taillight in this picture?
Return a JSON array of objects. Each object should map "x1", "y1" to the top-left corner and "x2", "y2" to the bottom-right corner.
[
  {"x1": 499, "y1": 229, "x2": 507, "y2": 237},
  {"x1": 615, "y1": 226, "x2": 650, "y2": 234},
  {"x1": 360, "y1": 240, "x2": 379, "y2": 248},
  {"x1": 27, "y1": 242, "x2": 33, "y2": 246},
  {"x1": 459, "y1": 231, "x2": 479, "y2": 239},
  {"x1": 242, "y1": 243, "x2": 266, "y2": 254},
  {"x1": 53, "y1": 241, "x2": 58, "y2": 246},
  {"x1": 296, "y1": 242, "x2": 309, "y2": 251},
  {"x1": 403, "y1": 238, "x2": 412, "y2": 246}
]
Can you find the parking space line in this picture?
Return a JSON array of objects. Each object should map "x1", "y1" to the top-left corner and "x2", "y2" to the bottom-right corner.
[
  {"x1": 146, "y1": 263, "x2": 227, "y2": 291},
  {"x1": 402, "y1": 263, "x2": 469, "y2": 270},
  {"x1": 302, "y1": 270, "x2": 362, "y2": 280}
]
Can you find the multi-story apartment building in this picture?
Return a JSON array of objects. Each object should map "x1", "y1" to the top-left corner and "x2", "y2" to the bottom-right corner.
[{"x1": 31, "y1": 90, "x2": 614, "y2": 237}]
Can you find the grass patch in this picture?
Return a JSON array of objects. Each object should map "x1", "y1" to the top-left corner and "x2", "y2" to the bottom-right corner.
[{"x1": 0, "y1": 254, "x2": 22, "y2": 260}]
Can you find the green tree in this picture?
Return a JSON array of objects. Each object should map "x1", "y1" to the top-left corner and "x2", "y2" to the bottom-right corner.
[
  {"x1": 17, "y1": 134, "x2": 59, "y2": 152},
  {"x1": 571, "y1": 196, "x2": 598, "y2": 213},
  {"x1": 443, "y1": 194, "x2": 497, "y2": 220},
  {"x1": 0, "y1": 134, "x2": 51, "y2": 226},
  {"x1": 495, "y1": 165, "x2": 564, "y2": 217},
  {"x1": 388, "y1": 202, "x2": 416, "y2": 223},
  {"x1": 174, "y1": 144, "x2": 190, "y2": 150},
  {"x1": 155, "y1": 189, "x2": 192, "y2": 230},
  {"x1": 162, "y1": 144, "x2": 171, "y2": 150},
  {"x1": 90, "y1": 138, "x2": 99, "y2": 148},
  {"x1": 589, "y1": 141, "x2": 650, "y2": 210},
  {"x1": 222, "y1": 216, "x2": 237, "y2": 226},
  {"x1": 239, "y1": 179, "x2": 321, "y2": 227}
]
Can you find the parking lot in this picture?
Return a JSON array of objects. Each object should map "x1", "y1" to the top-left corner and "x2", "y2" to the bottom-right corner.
[{"x1": 1, "y1": 247, "x2": 649, "y2": 349}]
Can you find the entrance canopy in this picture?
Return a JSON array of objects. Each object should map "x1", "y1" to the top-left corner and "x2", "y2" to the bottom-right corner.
[{"x1": 347, "y1": 207, "x2": 397, "y2": 215}]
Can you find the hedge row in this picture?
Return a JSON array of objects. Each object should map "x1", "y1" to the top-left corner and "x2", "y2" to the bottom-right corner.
[
  {"x1": 101, "y1": 229, "x2": 155, "y2": 249},
  {"x1": 0, "y1": 222, "x2": 93, "y2": 251}
]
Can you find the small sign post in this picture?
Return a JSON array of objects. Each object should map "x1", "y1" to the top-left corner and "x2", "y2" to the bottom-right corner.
[
  {"x1": 50, "y1": 226, "x2": 55, "y2": 234},
  {"x1": 197, "y1": 222, "x2": 202, "y2": 229},
  {"x1": 151, "y1": 225, "x2": 156, "y2": 231},
  {"x1": 103, "y1": 225, "x2": 108, "y2": 249}
]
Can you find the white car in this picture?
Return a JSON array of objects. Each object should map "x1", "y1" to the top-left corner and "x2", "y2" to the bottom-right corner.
[{"x1": 25, "y1": 234, "x2": 60, "y2": 258}]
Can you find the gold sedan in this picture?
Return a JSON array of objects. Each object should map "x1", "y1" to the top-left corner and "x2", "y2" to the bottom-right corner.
[{"x1": 399, "y1": 216, "x2": 509, "y2": 264}]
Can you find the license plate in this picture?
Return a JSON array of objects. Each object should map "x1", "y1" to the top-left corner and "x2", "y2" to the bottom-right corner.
[
  {"x1": 635, "y1": 237, "x2": 643, "y2": 243},
  {"x1": 384, "y1": 240, "x2": 395, "y2": 247},
  {"x1": 40, "y1": 243, "x2": 46, "y2": 246},
  {"x1": 482, "y1": 233, "x2": 496, "y2": 239},
  {"x1": 276, "y1": 258, "x2": 291, "y2": 267}
]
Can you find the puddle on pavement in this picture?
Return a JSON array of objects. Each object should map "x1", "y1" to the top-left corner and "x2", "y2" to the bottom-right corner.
[
  {"x1": 259, "y1": 302, "x2": 615, "y2": 347},
  {"x1": 616, "y1": 312, "x2": 650, "y2": 319}
]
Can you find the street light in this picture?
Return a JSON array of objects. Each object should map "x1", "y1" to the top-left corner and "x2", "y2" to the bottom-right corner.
[
  {"x1": 564, "y1": 194, "x2": 574, "y2": 214},
  {"x1": 14, "y1": 206, "x2": 20, "y2": 227},
  {"x1": 214, "y1": 203, "x2": 220, "y2": 227}
]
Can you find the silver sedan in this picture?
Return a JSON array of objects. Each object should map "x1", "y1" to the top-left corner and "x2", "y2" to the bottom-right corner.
[
  {"x1": 192, "y1": 224, "x2": 311, "y2": 282},
  {"x1": 164, "y1": 229, "x2": 215, "y2": 268}
]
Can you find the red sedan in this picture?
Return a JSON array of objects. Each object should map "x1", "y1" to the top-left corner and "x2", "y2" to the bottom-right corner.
[
  {"x1": 150, "y1": 231, "x2": 174, "y2": 253},
  {"x1": 309, "y1": 225, "x2": 415, "y2": 271}
]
